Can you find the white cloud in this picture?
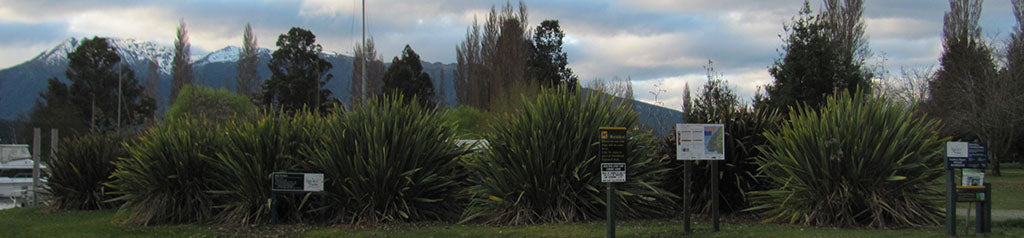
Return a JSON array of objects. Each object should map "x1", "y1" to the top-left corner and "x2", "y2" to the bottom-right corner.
[
  {"x1": 572, "y1": 32, "x2": 704, "y2": 78},
  {"x1": 0, "y1": 42, "x2": 54, "y2": 68},
  {"x1": 865, "y1": 17, "x2": 938, "y2": 40},
  {"x1": 66, "y1": 7, "x2": 177, "y2": 46}
]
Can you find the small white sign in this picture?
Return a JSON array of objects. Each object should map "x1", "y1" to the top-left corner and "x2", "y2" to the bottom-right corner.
[
  {"x1": 946, "y1": 142, "x2": 968, "y2": 158},
  {"x1": 304, "y1": 173, "x2": 324, "y2": 192},
  {"x1": 601, "y1": 163, "x2": 626, "y2": 183}
]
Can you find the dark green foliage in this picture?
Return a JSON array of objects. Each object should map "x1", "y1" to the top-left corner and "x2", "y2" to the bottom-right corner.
[
  {"x1": 46, "y1": 132, "x2": 127, "y2": 210},
  {"x1": 165, "y1": 85, "x2": 257, "y2": 123},
  {"x1": 765, "y1": 3, "x2": 871, "y2": 112},
  {"x1": 262, "y1": 27, "x2": 336, "y2": 112},
  {"x1": 210, "y1": 110, "x2": 324, "y2": 224},
  {"x1": 46, "y1": 36, "x2": 155, "y2": 132},
  {"x1": 107, "y1": 118, "x2": 223, "y2": 225},
  {"x1": 463, "y1": 86, "x2": 676, "y2": 225},
  {"x1": 528, "y1": 19, "x2": 577, "y2": 87},
  {"x1": 29, "y1": 78, "x2": 88, "y2": 138},
  {"x1": 382, "y1": 45, "x2": 435, "y2": 107},
  {"x1": 750, "y1": 91, "x2": 948, "y2": 228},
  {"x1": 301, "y1": 96, "x2": 469, "y2": 224}
]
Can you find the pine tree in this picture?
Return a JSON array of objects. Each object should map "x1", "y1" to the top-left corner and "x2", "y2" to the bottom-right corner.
[
  {"x1": 171, "y1": 18, "x2": 193, "y2": 103},
  {"x1": 262, "y1": 27, "x2": 336, "y2": 112},
  {"x1": 33, "y1": 37, "x2": 155, "y2": 132},
  {"x1": 765, "y1": 1, "x2": 872, "y2": 112},
  {"x1": 237, "y1": 23, "x2": 259, "y2": 100},
  {"x1": 382, "y1": 45, "x2": 434, "y2": 107},
  {"x1": 528, "y1": 19, "x2": 577, "y2": 87}
]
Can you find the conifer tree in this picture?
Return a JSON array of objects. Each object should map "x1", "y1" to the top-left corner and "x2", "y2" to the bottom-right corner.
[{"x1": 261, "y1": 27, "x2": 335, "y2": 112}]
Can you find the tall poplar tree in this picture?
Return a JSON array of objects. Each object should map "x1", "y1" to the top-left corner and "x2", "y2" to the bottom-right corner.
[
  {"x1": 171, "y1": 18, "x2": 193, "y2": 103},
  {"x1": 351, "y1": 37, "x2": 386, "y2": 104},
  {"x1": 237, "y1": 23, "x2": 259, "y2": 100}
]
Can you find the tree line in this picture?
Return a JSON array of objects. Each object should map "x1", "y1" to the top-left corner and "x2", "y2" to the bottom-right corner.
[{"x1": 686, "y1": 0, "x2": 1024, "y2": 175}]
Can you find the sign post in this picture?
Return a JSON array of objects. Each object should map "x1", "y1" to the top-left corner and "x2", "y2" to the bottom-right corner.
[
  {"x1": 676, "y1": 124, "x2": 725, "y2": 233},
  {"x1": 270, "y1": 172, "x2": 324, "y2": 224},
  {"x1": 600, "y1": 127, "x2": 627, "y2": 238},
  {"x1": 945, "y1": 142, "x2": 990, "y2": 235}
]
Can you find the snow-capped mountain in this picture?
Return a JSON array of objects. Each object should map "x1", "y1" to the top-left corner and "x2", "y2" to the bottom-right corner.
[
  {"x1": 193, "y1": 46, "x2": 272, "y2": 65},
  {"x1": 0, "y1": 37, "x2": 459, "y2": 121},
  {"x1": 33, "y1": 37, "x2": 210, "y2": 74}
]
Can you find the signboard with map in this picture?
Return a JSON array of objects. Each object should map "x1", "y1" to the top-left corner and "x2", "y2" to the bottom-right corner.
[{"x1": 676, "y1": 124, "x2": 725, "y2": 160}]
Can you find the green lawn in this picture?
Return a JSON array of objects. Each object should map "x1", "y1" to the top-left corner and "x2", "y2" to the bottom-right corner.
[
  {"x1": 983, "y1": 166, "x2": 1024, "y2": 210},
  {"x1": 0, "y1": 207, "x2": 208, "y2": 237},
  {"x1": 2, "y1": 167, "x2": 1022, "y2": 237},
  {"x1": 1, "y1": 206, "x2": 1023, "y2": 237}
]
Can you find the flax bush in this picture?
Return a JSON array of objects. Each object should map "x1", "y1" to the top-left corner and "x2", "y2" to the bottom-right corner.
[
  {"x1": 463, "y1": 86, "x2": 677, "y2": 225},
  {"x1": 301, "y1": 96, "x2": 469, "y2": 224},
  {"x1": 46, "y1": 131, "x2": 127, "y2": 210},
  {"x1": 750, "y1": 91, "x2": 948, "y2": 228},
  {"x1": 107, "y1": 118, "x2": 223, "y2": 225}
]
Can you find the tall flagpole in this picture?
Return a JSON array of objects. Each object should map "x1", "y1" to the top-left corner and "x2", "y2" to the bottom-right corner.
[{"x1": 360, "y1": 0, "x2": 366, "y2": 103}]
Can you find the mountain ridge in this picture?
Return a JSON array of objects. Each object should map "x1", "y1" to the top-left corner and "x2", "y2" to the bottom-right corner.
[{"x1": 0, "y1": 37, "x2": 681, "y2": 134}]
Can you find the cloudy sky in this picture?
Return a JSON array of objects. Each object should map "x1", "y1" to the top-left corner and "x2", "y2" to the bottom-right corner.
[{"x1": 0, "y1": 0, "x2": 1017, "y2": 109}]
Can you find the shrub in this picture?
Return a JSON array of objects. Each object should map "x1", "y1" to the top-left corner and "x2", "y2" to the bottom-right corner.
[
  {"x1": 165, "y1": 85, "x2": 257, "y2": 123},
  {"x1": 463, "y1": 86, "x2": 676, "y2": 225},
  {"x1": 441, "y1": 105, "x2": 489, "y2": 138},
  {"x1": 46, "y1": 131, "x2": 127, "y2": 210},
  {"x1": 301, "y1": 96, "x2": 469, "y2": 224},
  {"x1": 209, "y1": 110, "x2": 324, "y2": 224},
  {"x1": 750, "y1": 91, "x2": 948, "y2": 228},
  {"x1": 107, "y1": 118, "x2": 224, "y2": 225}
]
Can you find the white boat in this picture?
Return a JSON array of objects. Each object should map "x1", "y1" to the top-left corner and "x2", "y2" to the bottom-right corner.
[{"x1": 0, "y1": 145, "x2": 44, "y2": 199}]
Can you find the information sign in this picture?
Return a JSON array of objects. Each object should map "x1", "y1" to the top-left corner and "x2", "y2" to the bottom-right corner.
[
  {"x1": 676, "y1": 124, "x2": 725, "y2": 160},
  {"x1": 271, "y1": 172, "x2": 324, "y2": 192},
  {"x1": 600, "y1": 127, "x2": 627, "y2": 183},
  {"x1": 946, "y1": 142, "x2": 988, "y2": 169}
]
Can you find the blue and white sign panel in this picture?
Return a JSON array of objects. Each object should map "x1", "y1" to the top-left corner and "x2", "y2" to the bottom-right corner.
[{"x1": 945, "y1": 142, "x2": 988, "y2": 169}]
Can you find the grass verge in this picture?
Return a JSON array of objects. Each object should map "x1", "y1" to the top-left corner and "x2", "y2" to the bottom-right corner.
[{"x1": 2, "y1": 207, "x2": 1022, "y2": 237}]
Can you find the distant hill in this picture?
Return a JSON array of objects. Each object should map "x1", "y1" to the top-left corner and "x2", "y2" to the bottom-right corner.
[{"x1": 0, "y1": 37, "x2": 679, "y2": 135}]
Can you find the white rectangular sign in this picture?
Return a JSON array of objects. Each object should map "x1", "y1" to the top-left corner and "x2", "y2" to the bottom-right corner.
[
  {"x1": 676, "y1": 124, "x2": 725, "y2": 160},
  {"x1": 601, "y1": 163, "x2": 626, "y2": 183},
  {"x1": 304, "y1": 173, "x2": 324, "y2": 192}
]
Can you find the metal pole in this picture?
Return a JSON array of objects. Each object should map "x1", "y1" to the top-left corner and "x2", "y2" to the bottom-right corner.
[
  {"x1": 946, "y1": 169, "x2": 956, "y2": 236},
  {"x1": 683, "y1": 160, "x2": 692, "y2": 234},
  {"x1": 712, "y1": 160, "x2": 720, "y2": 232},
  {"x1": 32, "y1": 128, "x2": 41, "y2": 206},
  {"x1": 607, "y1": 182, "x2": 615, "y2": 238}
]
